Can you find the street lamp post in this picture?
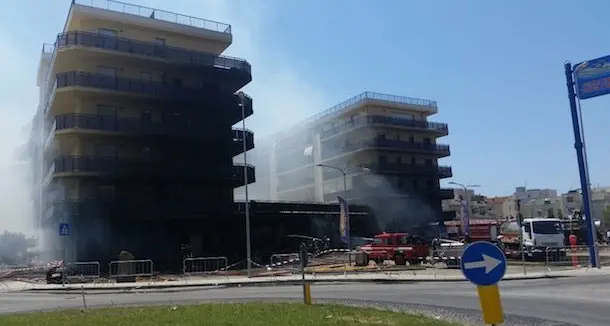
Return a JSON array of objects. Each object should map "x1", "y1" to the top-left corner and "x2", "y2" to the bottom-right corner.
[
  {"x1": 316, "y1": 164, "x2": 350, "y2": 250},
  {"x1": 239, "y1": 93, "x2": 252, "y2": 278}
]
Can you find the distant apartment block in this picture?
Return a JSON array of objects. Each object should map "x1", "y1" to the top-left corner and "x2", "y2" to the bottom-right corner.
[
  {"x1": 513, "y1": 187, "x2": 558, "y2": 201},
  {"x1": 238, "y1": 92, "x2": 454, "y2": 229}
]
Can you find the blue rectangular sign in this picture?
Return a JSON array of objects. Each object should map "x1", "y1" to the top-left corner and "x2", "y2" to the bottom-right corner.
[
  {"x1": 574, "y1": 55, "x2": 610, "y2": 99},
  {"x1": 59, "y1": 223, "x2": 70, "y2": 236}
]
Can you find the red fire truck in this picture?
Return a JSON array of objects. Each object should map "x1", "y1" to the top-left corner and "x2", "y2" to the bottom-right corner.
[{"x1": 358, "y1": 232, "x2": 429, "y2": 265}]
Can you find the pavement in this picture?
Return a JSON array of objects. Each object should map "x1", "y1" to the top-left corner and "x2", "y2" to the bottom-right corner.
[
  {"x1": 2, "y1": 264, "x2": 608, "y2": 293},
  {"x1": 2, "y1": 274, "x2": 610, "y2": 325}
]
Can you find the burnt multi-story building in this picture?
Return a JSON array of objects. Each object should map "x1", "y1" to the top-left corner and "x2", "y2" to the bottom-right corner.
[
  {"x1": 239, "y1": 92, "x2": 454, "y2": 234},
  {"x1": 30, "y1": 0, "x2": 255, "y2": 269}
]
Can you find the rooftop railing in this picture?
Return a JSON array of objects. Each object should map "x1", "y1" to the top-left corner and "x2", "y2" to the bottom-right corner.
[
  {"x1": 54, "y1": 31, "x2": 251, "y2": 74},
  {"x1": 304, "y1": 92, "x2": 437, "y2": 126},
  {"x1": 73, "y1": 0, "x2": 231, "y2": 34}
]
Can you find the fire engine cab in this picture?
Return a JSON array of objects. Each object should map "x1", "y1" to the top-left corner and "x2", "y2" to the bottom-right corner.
[{"x1": 358, "y1": 232, "x2": 429, "y2": 265}]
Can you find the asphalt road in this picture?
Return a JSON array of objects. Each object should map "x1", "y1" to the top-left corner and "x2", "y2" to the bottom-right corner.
[{"x1": 1, "y1": 276, "x2": 609, "y2": 325}]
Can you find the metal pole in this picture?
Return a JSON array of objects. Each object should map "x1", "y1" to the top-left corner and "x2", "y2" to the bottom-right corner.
[
  {"x1": 240, "y1": 93, "x2": 252, "y2": 277},
  {"x1": 342, "y1": 169, "x2": 350, "y2": 250},
  {"x1": 516, "y1": 199, "x2": 526, "y2": 275},
  {"x1": 564, "y1": 62, "x2": 598, "y2": 268},
  {"x1": 316, "y1": 164, "x2": 350, "y2": 250}
]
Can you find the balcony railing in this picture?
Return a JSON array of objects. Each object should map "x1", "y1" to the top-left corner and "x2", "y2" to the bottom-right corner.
[
  {"x1": 301, "y1": 92, "x2": 438, "y2": 127},
  {"x1": 321, "y1": 163, "x2": 453, "y2": 180},
  {"x1": 52, "y1": 155, "x2": 154, "y2": 175},
  {"x1": 232, "y1": 163, "x2": 256, "y2": 187},
  {"x1": 47, "y1": 114, "x2": 250, "y2": 143},
  {"x1": 323, "y1": 187, "x2": 455, "y2": 202},
  {"x1": 321, "y1": 137, "x2": 451, "y2": 160},
  {"x1": 54, "y1": 71, "x2": 239, "y2": 101},
  {"x1": 73, "y1": 0, "x2": 231, "y2": 34},
  {"x1": 233, "y1": 128, "x2": 255, "y2": 156},
  {"x1": 55, "y1": 31, "x2": 250, "y2": 75},
  {"x1": 321, "y1": 115, "x2": 448, "y2": 139}
]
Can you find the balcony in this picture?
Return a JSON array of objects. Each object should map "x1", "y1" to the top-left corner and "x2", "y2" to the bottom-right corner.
[
  {"x1": 322, "y1": 137, "x2": 450, "y2": 160},
  {"x1": 73, "y1": 0, "x2": 232, "y2": 34},
  {"x1": 42, "y1": 197, "x2": 230, "y2": 224},
  {"x1": 322, "y1": 187, "x2": 455, "y2": 202},
  {"x1": 55, "y1": 71, "x2": 228, "y2": 100},
  {"x1": 233, "y1": 128, "x2": 254, "y2": 156},
  {"x1": 46, "y1": 114, "x2": 250, "y2": 148},
  {"x1": 321, "y1": 115, "x2": 449, "y2": 139},
  {"x1": 54, "y1": 31, "x2": 251, "y2": 88},
  {"x1": 439, "y1": 188, "x2": 455, "y2": 200},
  {"x1": 321, "y1": 163, "x2": 452, "y2": 180},
  {"x1": 46, "y1": 155, "x2": 240, "y2": 182},
  {"x1": 232, "y1": 163, "x2": 255, "y2": 187}
]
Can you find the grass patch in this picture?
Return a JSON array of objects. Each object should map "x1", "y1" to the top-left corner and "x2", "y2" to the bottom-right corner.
[{"x1": 0, "y1": 303, "x2": 459, "y2": 326}]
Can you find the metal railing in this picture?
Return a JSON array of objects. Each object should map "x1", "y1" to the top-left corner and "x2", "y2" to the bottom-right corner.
[
  {"x1": 321, "y1": 115, "x2": 448, "y2": 139},
  {"x1": 73, "y1": 0, "x2": 232, "y2": 34},
  {"x1": 54, "y1": 71, "x2": 214, "y2": 100},
  {"x1": 183, "y1": 256, "x2": 228, "y2": 277},
  {"x1": 53, "y1": 156, "x2": 153, "y2": 175},
  {"x1": 48, "y1": 113, "x2": 248, "y2": 140},
  {"x1": 321, "y1": 163, "x2": 453, "y2": 180},
  {"x1": 62, "y1": 261, "x2": 101, "y2": 281},
  {"x1": 270, "y1": 253, "x2": 300, "y2": 266},
  {"x1": 299, "y1": 92, "x2": 437, "y2": 131},
  {"x1": 54, "y1": 31, "x2": 250, "y2": 74},
  {"x1": 321, "y1": 138, "x2": 451, "y2": 160},
  {"x1": 109, "y1": 259, "x2": 154, "y2": 278}
]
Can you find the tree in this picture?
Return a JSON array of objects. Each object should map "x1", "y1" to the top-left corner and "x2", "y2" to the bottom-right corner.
[
  {"x1": 547, "y1": 208, "x2": 555, "y2": 218},
  {"x1": 0, "y1": 231, "x2": 37, "y2": 266}
]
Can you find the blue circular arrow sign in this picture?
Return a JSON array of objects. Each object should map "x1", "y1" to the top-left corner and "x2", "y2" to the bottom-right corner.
[{"x1": 460, "y1": 241, "x2": 507, "y2": 286}]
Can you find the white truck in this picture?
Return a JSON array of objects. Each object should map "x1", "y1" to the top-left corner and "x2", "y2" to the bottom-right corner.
[{"x1": 497, "y1": 217, "x2": 566, "y2": 260}]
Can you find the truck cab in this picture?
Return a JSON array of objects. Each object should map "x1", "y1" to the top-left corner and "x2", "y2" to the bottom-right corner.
[
  {"x1": 359, "y1": 232, "x2": 429, "y2": 265},
  {"x1": 522, "y1": 218, "x2": 565, "y2": 248},
  {"x1": 499, "y1": 218, "x2": 565, "y2": 259}
]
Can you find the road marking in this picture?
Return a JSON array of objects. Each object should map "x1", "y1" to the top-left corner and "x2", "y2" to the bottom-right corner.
[{"x1": 463, "y1": 254, "x2": 502, "y2": 274}]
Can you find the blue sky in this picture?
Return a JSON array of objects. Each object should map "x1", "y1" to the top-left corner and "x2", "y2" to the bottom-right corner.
[{"x1": 0, "y1": 0, "x2": 609, "y2": 216}]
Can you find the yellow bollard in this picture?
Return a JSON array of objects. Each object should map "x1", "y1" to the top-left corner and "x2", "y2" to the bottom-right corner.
[
  {"x1": 476, "y1": 285, "x2": 504, "y2": 325},
  {"x1": 303, "y1": 282, "x2": 312, "y2": 305}
]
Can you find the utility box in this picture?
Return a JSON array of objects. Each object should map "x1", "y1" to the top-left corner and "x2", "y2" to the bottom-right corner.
[{"x1": 353, "y1": 251, "x2": 368, "y2": 266}]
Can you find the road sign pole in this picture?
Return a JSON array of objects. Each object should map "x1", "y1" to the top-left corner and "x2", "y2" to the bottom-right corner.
[
  {"x1": 461, "y1": 241, "x2": 507, "y2": 325},
  {"x1": 477, "y1": 285, "x2": 504, "y2": 325},
  {"x1": 564, "y1": 62, "x2": 598, "y2": 268}
]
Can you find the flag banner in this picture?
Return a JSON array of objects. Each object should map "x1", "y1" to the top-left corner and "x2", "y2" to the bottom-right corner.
[
  {"x1": 338, "y1": 196, "x2": 350, "y2": 243},
  {"x1": 460, "y1": 199, "x2": 470, "y2": 236}
]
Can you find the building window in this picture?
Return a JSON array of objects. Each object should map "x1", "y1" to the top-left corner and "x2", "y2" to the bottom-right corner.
[
  {"x1": 410, "y1": 157, "x2": 416, "y2": 165},
  {"x1": 97, "y1": 66, "x2": 117, "y2": 77},
  {"x1": 409, "y1": 136, "x2": 415, "y2": 143},
  {"x1": 153, "y1": 37, "x2": 166, "y2": 46},
  {"x1": 141, "y1": 110, "x2": 152, "y2": 122},
  {"x1": 423, "y1": 137, "x2": 431, "y2": 144},
  {"x1": 95, "y1": 145, "x2": 116, "y2": 158},
  {"x1": 98, "y1": 28, "x2": 117, "y2": 37},
  {"x1": 96, "y1": 104, "x2": 117, "y2": 116},
  {"x1": 140, "y1": 71, "x2": 152, "y2": 82},
  {"x1": 412, "y1": 179, "x2": 419, "y2": 190},
  {"x1": 425, "y1": 159, "x2": 433, "y2": 166},
  {"x1": 378, "y1": 155, "x2": 387, "y2": 165},
  {"x1": 98, "y1": 29, "x2": 117, "y2": 49}
]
